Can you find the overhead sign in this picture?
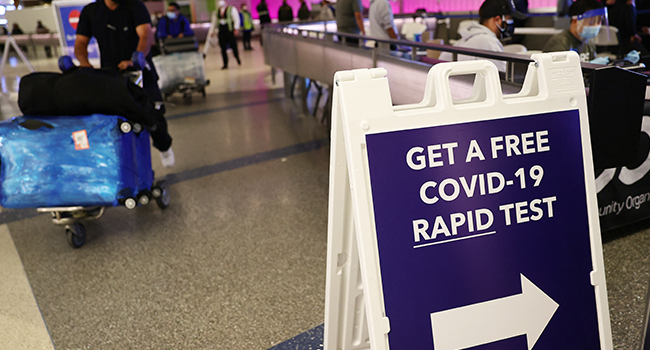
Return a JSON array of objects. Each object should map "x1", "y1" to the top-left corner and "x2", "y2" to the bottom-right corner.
[
  {"x1": 324, "y1": 53, "x2": 613, "y2": 350},
  {"x1": 52, "y1": 0, "x2": 99, "y2": 61}
]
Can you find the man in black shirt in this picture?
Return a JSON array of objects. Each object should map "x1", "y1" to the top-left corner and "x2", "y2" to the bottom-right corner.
[
  {"x1": 278, "y1": 0, "x2": 294, "y2": 22},
  {"x1": 256, "y1": 0, "x2": 271, "y2": 45},
  {"x1": 74, "y1": 0, "x2": 174, "y2": 167}
]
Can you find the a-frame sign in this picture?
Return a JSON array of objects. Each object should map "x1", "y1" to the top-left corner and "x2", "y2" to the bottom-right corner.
[{"x1": 324, "y1": 52, "x2": 613, "y2": 350}]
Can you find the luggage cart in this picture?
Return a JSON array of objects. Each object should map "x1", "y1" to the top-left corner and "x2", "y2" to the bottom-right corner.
[
  {"x1": 0, "y1": 55, "x2": 172, "y2": 248},
  {"x1": 153, "y1": 37, "x2": 210, "y2": 102}
]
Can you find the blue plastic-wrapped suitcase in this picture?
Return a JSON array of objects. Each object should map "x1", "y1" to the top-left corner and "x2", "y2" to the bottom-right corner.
[
  {"x1": 0, "y1": 114, "x2": 152, "y2": 208},
  {"x1": 0, "y1": 114, "x2": 170, "y2": 248}
]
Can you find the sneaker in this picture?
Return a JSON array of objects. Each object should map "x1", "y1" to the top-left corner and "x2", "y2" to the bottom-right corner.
[{"x1": 160, "y1": 147, "x2": 175, "y2": 168}]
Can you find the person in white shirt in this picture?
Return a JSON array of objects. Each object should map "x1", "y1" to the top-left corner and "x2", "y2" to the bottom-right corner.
[
  {"x1": 439, "y1": 0, "x2": 526, "y2": 72},
  {"x1": 400, "y1": 9, "x2": 428, "y2": 41},
  {"x1": 369, "y1": 0, "x2": 398, "y2": 49}
]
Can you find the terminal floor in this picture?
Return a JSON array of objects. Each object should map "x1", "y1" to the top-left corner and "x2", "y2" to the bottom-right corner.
[{"x1": 0, "y1": 47, "x2": 649, "y2": 349}]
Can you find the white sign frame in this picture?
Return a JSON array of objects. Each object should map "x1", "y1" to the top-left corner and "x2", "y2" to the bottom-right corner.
[{"x1": 324, "y1": 52, "x2": 613, "y2": 350}]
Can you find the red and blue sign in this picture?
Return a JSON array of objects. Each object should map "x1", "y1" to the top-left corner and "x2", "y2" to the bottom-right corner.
[
  {"x1": 57, "y1": 3, "x2": 99, "y2": 59},
  {"x1": 365, "y1": 110, "x2": 602, "y2": 349}
]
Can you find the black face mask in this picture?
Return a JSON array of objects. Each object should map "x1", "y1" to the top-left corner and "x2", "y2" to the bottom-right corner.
[{"x1": 497, "y1": 16, "x2": 515, "y2": 38}]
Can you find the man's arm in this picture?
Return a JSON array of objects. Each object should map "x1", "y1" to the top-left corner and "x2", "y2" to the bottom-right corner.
[
  {"x1": 387, "y1": 27, "x2": 397, "y2": 39},
  {"x1": 74, "y1": 34, "x2": 93, "y2": 67},
  {"x1": 231, "y1": 7, "x2": 241, "y2": 36},
  {"x1": 118, "y1": 23, "x2": 153, "y2": 70},
  {"x1": 354, "y1": 11, "x2": 365, "y2": 35},
  {"x1": 135, "y1": 23, "x2": 153, "y2": 55},
  {"x1": 379, "y1": 1, "x2": 396, "y2": 39},
  {"x1": 182, "y1": 16, "x2": 194, "y2": 37}
]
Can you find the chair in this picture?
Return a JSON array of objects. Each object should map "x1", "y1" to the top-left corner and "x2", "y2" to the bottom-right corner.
[{"x1": 503, "y1": 44, "x2": 528, "y2": 54}]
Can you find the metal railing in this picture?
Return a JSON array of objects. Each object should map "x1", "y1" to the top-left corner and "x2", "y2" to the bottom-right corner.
[{"x1": 266, "y1": 21, "x2": 535, "y2": 83}]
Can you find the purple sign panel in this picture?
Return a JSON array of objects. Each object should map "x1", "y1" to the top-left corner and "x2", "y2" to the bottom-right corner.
[{"x1": 365, "y1": 110, "x2": 601, "y2": 349}]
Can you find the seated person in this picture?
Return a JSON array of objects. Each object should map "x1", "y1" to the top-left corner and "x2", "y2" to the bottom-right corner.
[
  {"x1": 543, "y1": 0, "x2": 615, "y2": 63},
  {"x1": 157, "y1": 2, "x2": 194, "y2": 39},
  {"x1": 401, "y1": 9, "x2": 428, "y2": 41},
  {"x1": 439, "y1": 0, "x2": 526, "y2": 72}
]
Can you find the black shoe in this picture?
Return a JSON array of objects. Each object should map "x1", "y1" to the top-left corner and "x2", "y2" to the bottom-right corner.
[
  {"x1": 221, "y1": 66, "x2": 228, "y2": 70},
  {"x1": 236, "y1": 58, "x2": 241, "y2": 65}
]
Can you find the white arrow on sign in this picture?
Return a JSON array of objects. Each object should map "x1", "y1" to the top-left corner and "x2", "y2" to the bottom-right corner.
[{"x1": 430, "y1": 274, "x2": 558, "y2": 350}]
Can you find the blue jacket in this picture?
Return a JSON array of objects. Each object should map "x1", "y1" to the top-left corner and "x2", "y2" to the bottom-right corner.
[{"x1": 157, "y1": 14, "x2": 194, "y2": 39}]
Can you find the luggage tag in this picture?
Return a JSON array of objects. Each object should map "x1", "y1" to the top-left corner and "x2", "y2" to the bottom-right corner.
[{"x1": 72, "y1": 130, "x2": 89, "y2": 150}]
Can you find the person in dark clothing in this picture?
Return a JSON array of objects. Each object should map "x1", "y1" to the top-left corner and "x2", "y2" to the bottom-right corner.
[
  {"x1": 335, "y1": 0, "x2": 365, "y2": 45},
  {"x1": 11, "y1": 23, "x2": 28, "y2": 52},
  {"x1": 156, "y1": 2, "x2": 194, "y2": 39},
  {"x1": 606, "y1": 0, "x2": 649, "y2": 60},
  {"x1": 256, "y1": 0, "x2": 271, "y2": 45},
  {"x1": 298, "y1": 0, "x2": 311, "y2": 20},
  {"x1": 257, "y1": 0, "x2": 271, "y2": 24},
  {"x1": 74, "y1": 0, "x2": 174, "y2": 167},
  {"x1": 278, "y1": 0, "x2": 294, "y2": 22},
  {"x1": 36, "y1": 21, "x2": 53, "y2": 58},
  {"x1": 11, "y1": 23, "x2": 23, "y2": 35},
  {"x1": 212, "y1": 0, "x2": 241, "y2": 69}
]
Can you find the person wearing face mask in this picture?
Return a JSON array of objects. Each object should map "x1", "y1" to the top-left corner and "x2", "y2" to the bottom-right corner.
[
  {"x1": 210, "y1": 0, "x2": 241, "y2": 69},
  {"x1": 543, "y1": 0, "x2": 608, "y2": 63},
  {"x1": 156, "y1": 2, "x2": 194, "y2": 39},
  {"x1": 439, "y1": 0, "x2": 526, "y2": 72},
  {"x1": 75, "y1": 0, "x2": 175, "y2": 167}
]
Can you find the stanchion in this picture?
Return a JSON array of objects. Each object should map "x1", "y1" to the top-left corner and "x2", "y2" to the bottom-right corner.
[{"x1": 0, "y1": 36, "x2": 36, "y2": 77}]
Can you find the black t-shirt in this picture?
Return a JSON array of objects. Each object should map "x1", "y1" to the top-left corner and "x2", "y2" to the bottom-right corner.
[{"x1": 76, "y1": 0, "x2": 151, "y2": 68}]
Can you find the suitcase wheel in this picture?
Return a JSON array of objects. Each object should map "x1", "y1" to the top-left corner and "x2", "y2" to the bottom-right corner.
[
  {"x1": 66, "y1": 222, "x2": 86, "y2": 249},
  {"x1": 151, "y1": 180, "x2": 170, "y2": 209},
  {"x1": 124, "y1": 198, "x2": 137, "y2": 210},
  {"x1": 137, "y1": 192, "x2": 150, "y2": 206},
  {"x1": 120, "y1": 121, "x2": 132, "y2": 134}
]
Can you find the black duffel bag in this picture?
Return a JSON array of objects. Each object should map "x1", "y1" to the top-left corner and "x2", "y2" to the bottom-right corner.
[{"x1": 18, "y1": 68, "x2": 158, "y2": 128}]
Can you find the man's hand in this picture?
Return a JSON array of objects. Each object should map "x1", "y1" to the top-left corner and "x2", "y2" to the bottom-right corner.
[
  {"x1": 118, "y1": 60, "x2": 134, "y2": 70},
  {"x1": 79, "y1": 62, "x2": 94, "y2": 68},
  {"x1": 178, "y1": 33, "x2": 184, "y2": 38},
  {"x1": 632, "y1": 34, "x2": 643, "y2": 43},
  {"x1": 234, "y1": 29, "x2": 239, "y2": 37}
]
